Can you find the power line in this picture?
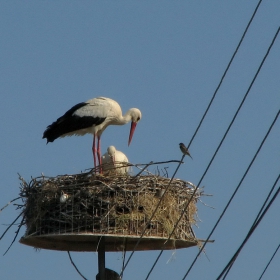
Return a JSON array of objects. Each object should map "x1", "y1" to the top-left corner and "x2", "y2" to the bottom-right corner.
[
  {"x1": 119, "y1": 154, "x2": 186, "y2": 277},
  {"x1": 259, "y1": 243, "x2": 280, "y2": 280},
  {"x1": 221, "y1": 185, "x2": 280, "y2": 279},
  {"x1": 121, "y1": 1, "x2": 267, "y2": 277},
  {"x1": 187, "y1": 0, "x2": 264, "y2": 149},
  {"x1": 181, "y1": 26, "x2": 280, "y2": 279},
  {"x1": 249, "y1": 175, "x2": 279, "y2": 232},
  {"x1": 217, "y1": 174, "x2": 280, "y2": 279},
  {"x1": 145, "y1": 22, "x2": 279, "y2": 280},
  {"x1": 120, "y1": 1, "x2": 265, "y2": 276},
  {"x1": 182, "y1": 106, "x2": 280, "y2": 280}
]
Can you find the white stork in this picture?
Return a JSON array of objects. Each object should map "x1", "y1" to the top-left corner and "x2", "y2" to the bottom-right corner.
[
  {"x1": 102, "y1": 146, "x2": 130, "y2": 174},
  {"x1": 43, "y1": 97, "x2": 141, "y2": 170}
]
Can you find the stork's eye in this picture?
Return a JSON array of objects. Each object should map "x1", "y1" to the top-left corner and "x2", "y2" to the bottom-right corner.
[{"x1": 137, "y1": 117, "x2": 140, "y2": 122}]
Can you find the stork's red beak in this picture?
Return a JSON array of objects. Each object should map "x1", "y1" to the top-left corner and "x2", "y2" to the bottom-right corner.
[{"x1": 128, "y1": 122, "x2": 137, "y2": 146}]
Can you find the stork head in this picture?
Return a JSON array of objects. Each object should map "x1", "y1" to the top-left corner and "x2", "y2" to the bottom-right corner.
[
  {"x1": 107, "y1": 146, "x2": 116, "y2": 163},
  {"x1": 128, "y1": 108, "x2": 142, "y2": 146}
]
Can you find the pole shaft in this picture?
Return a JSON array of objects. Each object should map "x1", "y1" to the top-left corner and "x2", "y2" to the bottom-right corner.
[{"x1": 98, "y1": 236, "x2": 106, "y2": 280}]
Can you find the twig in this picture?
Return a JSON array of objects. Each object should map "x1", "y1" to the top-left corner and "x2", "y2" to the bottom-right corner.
[
  {"x1": 133, "y1": 160, "x2": 184, "y2": 166},
  {"x1": 94, "y1": 180, "x2": 115, "y2": 191},
  {"x1": 96, "y1": 235, "x2": 104, "y2": 253},
  {"x1": 156, "y1": 166, "x2": 160, "y2": 176},
  {"x1": 133, "y1": 165, "x2": 154, "y2": 176},
  {"x1": 197, "y1": 240, "x2": 210, "y2": 262},
  {"x1": 67, "y1": 251, "x2": 87, "y2": 280},
  {"x1": 121, "y1": 238, "x2": 128, "y2": 275},
  {"x1": 163, "y1": 167, "x2": 169, "y2": 178},
  {"x1": 133, "y1": 161, "x2": 154, "y2": 177},
  {"x1": 3, "y1": 213, "x2": 26, "y2": 256},
  {"x1": 0, "y1": 197, "x2": 21, "y2": 213},
  {"x1": 198, "y1": 198, "x2": 215, "y2": 209},
  {"x1": 0, "y1": 211, "x2": 23, "y2": 240}
]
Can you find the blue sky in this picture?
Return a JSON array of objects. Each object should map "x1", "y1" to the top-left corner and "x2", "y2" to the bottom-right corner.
[{"x1": 0, "y1": 1, "x2": 279, "y2": 279}]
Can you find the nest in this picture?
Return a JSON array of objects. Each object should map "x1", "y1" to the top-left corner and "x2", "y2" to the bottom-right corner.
[{"x1": 19, "y1": 171, "x2": 201, "y2": 245}]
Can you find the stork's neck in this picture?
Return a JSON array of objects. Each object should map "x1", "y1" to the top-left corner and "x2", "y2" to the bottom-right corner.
[
  {"x1": 112, "y1": 108, "x2": 141, "y2": 126},
  {"x1": 115, "y1": 109, "x2": 134, "y2": 125}
]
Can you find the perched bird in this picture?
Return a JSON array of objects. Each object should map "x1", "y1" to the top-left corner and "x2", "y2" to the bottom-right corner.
[
  {"x1": 43, "y1": 97, "x2": 142, "y2": 170},
  {"x1": 102, "y1": 146, "x2": 130, "y2": 174},
  {"x1": 179, "y1": 143, "x2": 193, "y2": 159}
]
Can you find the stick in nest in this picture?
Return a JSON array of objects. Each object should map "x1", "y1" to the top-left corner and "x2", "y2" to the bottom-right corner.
[{"x1": 20, "y1": 172, "x2": 200, "y2": 241}]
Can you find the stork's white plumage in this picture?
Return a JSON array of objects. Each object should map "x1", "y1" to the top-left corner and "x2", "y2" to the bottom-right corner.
[
  {"x1": 102, "y1": 146, "x2": 130, "y2": 174},
  {"x1": 43, "y1": 97, "x2": 141, "y2": 170}
]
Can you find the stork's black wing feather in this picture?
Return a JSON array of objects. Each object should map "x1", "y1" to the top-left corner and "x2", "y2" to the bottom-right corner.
[
  {"x1": 56, "y1": 102, "x2": 88, "y2": 123},
  {"x1": 42, "y1": 102, "x2": 106, "y2": 143}
]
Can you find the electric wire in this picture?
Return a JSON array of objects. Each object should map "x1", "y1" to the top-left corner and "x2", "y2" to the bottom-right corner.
[
  {"x1": 145, "y1": 20, "x2": 278, "y2": 280},
  {"x1": 217, "y1": 173, "x2": 280, "y2": 279},
  {"x1": 124, "y1": 3, "x2": 266, "y2": 277},
  {"x1": 131, "y1": 1, "x2": 265, "y2": 277},
  {"x1": 258, "y1": 243, "x2": 280, "y2": 280},
  {"x1": 220, "y1": 184, "x2": 280, "y2": 279},
  {"x1": 144, "y1": 1, "x2": 265, "y2": 276},
  {"x1": 121, "y1": 1, "x2": 267, "y2": 277},
  {"x1": 253, "y1": 174, "x2": 280, "y2": 225},
  {"x1": 119, "y1": 154, "x2": 185, "y2": 278},
  {"x1": 122, "y1": 0, "x2": 262, "y2": 272},
  {"x1": 221, "y1": 186, "x2": 280, "y2": 280},
  {"x1": 187, "y1": 0, "x2": 263, "y2": 149},
  {"x1": 182, "y1": 107, "x2": 280, "y2": 280}
]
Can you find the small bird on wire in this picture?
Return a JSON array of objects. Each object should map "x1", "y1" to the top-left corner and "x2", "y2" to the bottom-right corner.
[{"x1": 179, "y1": 143, "x2": 193, "y2": 159}]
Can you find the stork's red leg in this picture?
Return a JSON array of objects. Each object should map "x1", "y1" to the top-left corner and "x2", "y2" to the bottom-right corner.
[
  {"x1": 97, "y1": 136, "x2": 102, "y2": 173},
  {"x1": 92, "y1": 135, "x2": 97, "y2": 171}
]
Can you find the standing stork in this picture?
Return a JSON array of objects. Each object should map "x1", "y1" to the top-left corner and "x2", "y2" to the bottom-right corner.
[
  {"x1": 102, "y1": 146, "x2": 130, "y2": 174},
  {"x1": 43, "y1": 97, "x2": 141, "y2": 170}
]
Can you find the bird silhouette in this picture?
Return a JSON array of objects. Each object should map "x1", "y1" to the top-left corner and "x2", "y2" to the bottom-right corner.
[{"x1": 179, "y1": 143, "x2": 193, "y2": 159}]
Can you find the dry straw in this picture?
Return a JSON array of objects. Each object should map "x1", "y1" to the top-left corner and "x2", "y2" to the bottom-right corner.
[{"x1": 19, "y1": 168, "x2": 201, "y2": 245}]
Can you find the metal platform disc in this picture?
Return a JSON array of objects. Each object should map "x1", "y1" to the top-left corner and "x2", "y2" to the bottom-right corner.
[{"x1": 19, "y1": 233, "x2": 197, "y2": 252}]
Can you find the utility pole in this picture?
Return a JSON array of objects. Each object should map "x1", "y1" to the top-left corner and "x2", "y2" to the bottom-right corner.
[
  {"x1": 96, "y1": 236, "x2": 122, "y2": 280},
  {"x1": 97, "y1": 236, "x2": 106, "y2": 280}
]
